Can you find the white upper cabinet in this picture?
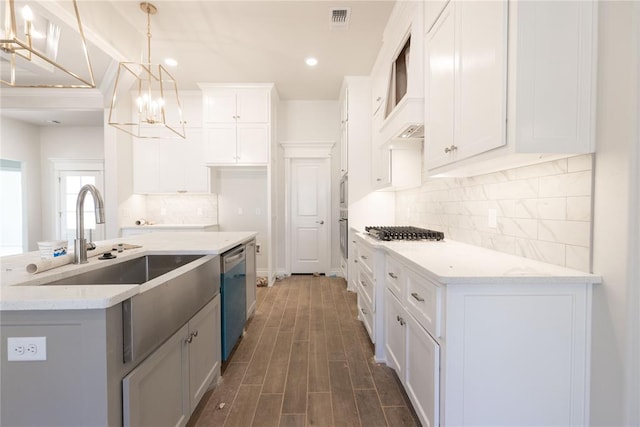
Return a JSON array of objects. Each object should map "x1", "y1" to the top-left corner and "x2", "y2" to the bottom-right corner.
[
  {"x1": 133, "y1": 129, "x2": 210, "y2": 194},
  {"x1": 423, "y1": 0, "x2": 449, "y2": 34},
  {"x1": 199, "y1": 84, "x2": 273, "y2": 165},
  {"x1": 424, "y1": 0, "x2": 597, "y2": 176}
]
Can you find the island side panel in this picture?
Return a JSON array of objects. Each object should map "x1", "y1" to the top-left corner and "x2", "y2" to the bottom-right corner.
[{"x1": 1, "y1": 306, "x2": 127, "y2": 426}]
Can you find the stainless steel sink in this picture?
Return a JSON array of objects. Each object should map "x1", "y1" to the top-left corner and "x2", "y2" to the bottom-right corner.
[
  {"x1": 42, "y1": 253, "x2": 221, "y2": 365},
  {"x1": 44, "y1": 254, "x2": 203, "y2": 285}
]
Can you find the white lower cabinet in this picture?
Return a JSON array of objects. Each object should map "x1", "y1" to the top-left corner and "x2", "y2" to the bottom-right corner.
[
  {"x1": 123, "y1": 296, "x2": 221, "y2": 427},
  {"x1": 405, "y1": 311, "x2": 440, "y2": 427},
  {"x1": 384, "y1": 289, "x2": 406, "y2": 377},
  {"x1": 377, "y1": 247, "x2": 593, "y2": 427}
]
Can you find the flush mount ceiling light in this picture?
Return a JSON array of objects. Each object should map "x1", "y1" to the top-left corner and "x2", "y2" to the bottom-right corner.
[
  {"x1": 108, "y1": 2, "x2": 185, "y2": 139},
  {"x1": 0, "y1": 0, "x2": 95, "y2": 88},
  {"x1": 305, "y1": 57, "x2": 318, "y2": 67}
]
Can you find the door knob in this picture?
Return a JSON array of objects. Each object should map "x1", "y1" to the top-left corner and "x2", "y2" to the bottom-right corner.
[{"x1": 316, "y1": 220, "x2": 324, "y2": 225}]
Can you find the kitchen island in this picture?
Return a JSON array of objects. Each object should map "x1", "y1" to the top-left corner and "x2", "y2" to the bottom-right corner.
[{"x1": 0, "y1": 231, "x2": 256, "y2": 427}]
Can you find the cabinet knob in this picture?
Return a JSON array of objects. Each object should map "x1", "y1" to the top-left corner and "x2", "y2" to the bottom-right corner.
[
  {"x1": 361, "y1": 307, "x2": 367, "y2": 315},
  {"x1": 388, "y1": 272, "x2": 398, "y2": 279},
  {"x1": 360, "y1": 280, "x2": 367, "y2": 287},
  {"x1": 376, "y1": 178, "x2": 382, "y2": 181},
  {"x1": 444, "y1": 144, "x2": 458, "y2": 154}
]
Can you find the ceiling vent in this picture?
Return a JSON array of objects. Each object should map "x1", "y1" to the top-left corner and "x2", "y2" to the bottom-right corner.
[{"x1": 330, "y1": 7, "x2": 351, "y2": 29}]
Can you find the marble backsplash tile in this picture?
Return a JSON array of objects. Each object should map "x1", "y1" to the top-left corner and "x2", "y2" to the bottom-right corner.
[
  {"x1": 395, "y1": 154, "x2": 594, "y2": 272},
  {"x1": 145, "y1": 194, "x2": 218, "y2": 224}
]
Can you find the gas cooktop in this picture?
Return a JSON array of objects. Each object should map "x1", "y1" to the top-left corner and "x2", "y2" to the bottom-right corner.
[{"x1": 365, "y1": 226, "x2": 445, "y2": 241}]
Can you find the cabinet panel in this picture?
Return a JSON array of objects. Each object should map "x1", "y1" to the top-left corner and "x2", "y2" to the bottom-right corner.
[
  {"x1": 236, "y1": 90, "x2": 269, "y2": 123},
  {"x1": 405, "y1": 268, "x2": 442, "y2": 338},
  {"x1": 358, "y1": 295, "x2": 375, "y2": 342},
  {"x1": 385, "y1": 256, "x2": 403, "y2": 299},
  {"x1": 405, "y1": 314, "x2": 440, "y2": 427},
  {"x1": 424, "y1": 0, "x2": 449, "y2": 34},
  {"x1": 384, "y1": 289, "x2": 406, "y2": 377},
  {"x1": 203, "y1": 90, "x2": 236, "y2": 123},
  {"x1": 188, "y1": 296, "x2": 220, "y2": 413},
  {"x1": 123, "y1": 324, "x2": 189, "y2": 427},
  {"x1": 133, "y1": 140, "x2": 161, "y2": 193},
  {"x1": 455, "y1": 0, "x2": 507, "y2": 160},
  {"x1": 425, "y1": 4, "x2": 456, "y2": 169},
  {"x1": 236, "y1": 124, "x2": 269, "y2": 164},
  {"x1": 204, "y1": 125, "x2": 237, "y2": 164}
]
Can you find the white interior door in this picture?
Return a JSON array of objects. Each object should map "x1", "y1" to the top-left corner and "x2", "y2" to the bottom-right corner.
[{"x1": 290, "y1": 158, "x2": 329, "y2": 274}]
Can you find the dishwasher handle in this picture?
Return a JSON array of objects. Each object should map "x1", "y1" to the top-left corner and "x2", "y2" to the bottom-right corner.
[{"x1": 223, "y1": 247, "x2": 246, "y2": 271}]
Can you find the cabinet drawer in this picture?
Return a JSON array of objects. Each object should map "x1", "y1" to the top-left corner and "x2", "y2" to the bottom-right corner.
[
  {"x1": 357, "y1": 266, "x2": 375, "y2": 309},
  {"x1": 385, "y1": 255, "x2": 404, "y2": 299},
  {"x1": 405, "y1": 268, "x2": 442, "y2": 338},
  {"x1": 357, "y1": 242, "x2": 374, "y2": 276},
  {"x1": 357, "y1": 294, "x2": 375, "y2": 343}
]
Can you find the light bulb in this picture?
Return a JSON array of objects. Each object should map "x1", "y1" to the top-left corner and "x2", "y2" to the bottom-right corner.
[{"x1": 21, "y1": 6, "x2": 33, "y2": 22}]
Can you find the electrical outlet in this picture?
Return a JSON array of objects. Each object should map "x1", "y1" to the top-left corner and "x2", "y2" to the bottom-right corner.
[
  {"x1": 488, "y1": 208, "x2": 497, "y2": 229},
  {"x1": 7, "y1": 337, "x2": 46, "y2": 361},
  {"x1": 196, "y1": 208, "x2": 203, "y2": 216}
]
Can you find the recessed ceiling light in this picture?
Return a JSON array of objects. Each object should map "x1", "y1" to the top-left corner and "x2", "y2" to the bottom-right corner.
[
  {"x1": 305, "y1": 57, "x2": 318, "y2": 67},
  {"x1": 164, "y1": 58, "x2": 178, "y2": 67}
]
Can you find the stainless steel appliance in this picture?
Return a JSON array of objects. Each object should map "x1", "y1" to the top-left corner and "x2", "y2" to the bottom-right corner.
[
  {"x1": 221, "y1": 245, "x2": 246, "y2": 361},
  {"x1": 339, "y1": 174, "x2": 348, "y2": 209},
  {"x1": 339, "y1": 210, "x2": 348, "y2": 259},
  {"x1": 365, "y1": 226, "x2": 445, "y2": 241}
]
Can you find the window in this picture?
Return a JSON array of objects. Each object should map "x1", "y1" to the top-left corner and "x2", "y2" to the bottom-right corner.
[
  {"x1": 0, "y1": 159, "x2": 24, "y2": 255},
  {"x1": 54, "y1": 162, "x2": 104, "y2": 244}
]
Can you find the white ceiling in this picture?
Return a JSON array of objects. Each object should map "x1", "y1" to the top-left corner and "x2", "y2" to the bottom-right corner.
[{"x1": 0, "y1": 0, "x2": 395, "y2": 128}]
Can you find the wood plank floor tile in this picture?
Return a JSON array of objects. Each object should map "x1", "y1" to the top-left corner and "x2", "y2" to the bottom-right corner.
[
  {"x1": 307, "y1": 392, "x2": 333, "y2": 427},
  {"x1": 308, "y1": 329, "x2": 330, "y2": 392},
  {"x1": 281, "y1": 340, "x2": 309, "y2": 414},
  {"x1": 224, "y1": 384, "x2": 262, "y2": 427},
  {"x1": 243, "y1": 327, "x2": 279, "y2": 385},
  {"x1": 189, "y1": 362, "x2": 249, "y2": 427},
  {"x1": 262, "y1": 331, "x2": 293, "y2": 394},
  {"x1": 369, "y1": 362, "x2": 406, "y2": 407},
  {"x1": 383, "y1": 406, "x2": 419, "y2": 427},
  {"x1": 279, "y1": 414, "x2": 306, "y2": 427},
  {"x1": 252, "y1": 394, "x2": 283, "y2": 427},
  {"x1": 342, "y1": 327, "x2": 375, "y2": 390},
  {"x1": 188, "y1": 277, "x2": 421, "y2": 427},
  {"x1": 355, "y1": 389, "x2": 387, "y2": 427},
  {"x1": 328, "y1": 360, "x2": 360, "y2": 427}
]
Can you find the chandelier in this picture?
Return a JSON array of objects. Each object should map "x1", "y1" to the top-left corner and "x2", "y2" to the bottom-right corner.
[
  {"x1": 0, "y1": 0, "x2": 95, "y2": 88},
  {"x1": 108, "y1": 2, "x2": 185, "y2": 139}
]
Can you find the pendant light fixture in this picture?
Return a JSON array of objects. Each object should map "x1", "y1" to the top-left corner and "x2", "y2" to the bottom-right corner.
[
  {"x1": 108, "y1": 2, "x2": 185, "y2": 139},
  {"x1": 0, "y1": 0, "x2": 95, "y2": 88}
]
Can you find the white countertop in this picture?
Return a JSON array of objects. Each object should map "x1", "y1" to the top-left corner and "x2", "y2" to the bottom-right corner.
[
  {"x1": 0, "y1": 231, "x2": 257, "y2": 311},
  {"x1": 356, "y1": 232, "x2": 601, "y2": 285},
  {"x1": 120, "y1": 224, "x2": 218, "y2": 230}
]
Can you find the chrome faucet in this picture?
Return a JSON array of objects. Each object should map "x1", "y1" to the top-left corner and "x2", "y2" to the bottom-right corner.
[{"x1": 74, "y1": 184, "x2": 105, "y2": 264}]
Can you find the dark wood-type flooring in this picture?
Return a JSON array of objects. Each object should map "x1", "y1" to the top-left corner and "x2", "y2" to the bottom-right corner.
[{"x1": 187, "y1": 275, "x2": 420, "y2": 427}]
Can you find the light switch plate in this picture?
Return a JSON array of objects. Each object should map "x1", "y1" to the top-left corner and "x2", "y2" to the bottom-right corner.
[
  {"x1": 7, "y1": 337, "x2": 47, "y2": 361},
  {"x1": 488, "y1": 209, "x2": 497, "y2": 229}
]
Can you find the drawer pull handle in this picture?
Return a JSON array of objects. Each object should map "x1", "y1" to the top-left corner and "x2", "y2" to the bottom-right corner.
[
  {"x1": 361, "y1": 308, "x2": 367, "y2": 315},
  {"x1": 360, "y1": 280, "x2": 367, "y2": 287},
  {"x1": 388, "y1": 272, "x2": 398, "y2": 279},
  {"x1": 396, "y1": 315, "x2": 405, "y2": 326},
  {"x1": 354, "y1": 259, "x2": 358, "y2": 264},
  {"x1": 361, "y1": 255, "x2": 368, "y2": 260},
  {"x1": 411, "y1": 292, "x2": 425, "y2": 302}
]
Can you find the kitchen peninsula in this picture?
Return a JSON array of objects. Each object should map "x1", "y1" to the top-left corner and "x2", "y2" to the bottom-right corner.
[{"x1": 0, "y1": 231, "x2": 256, "y2": 427}]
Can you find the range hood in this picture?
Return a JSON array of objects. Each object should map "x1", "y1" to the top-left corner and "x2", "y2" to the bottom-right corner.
[{"x1": 380, "y1": 95, "x2": 424, "y2": 148}]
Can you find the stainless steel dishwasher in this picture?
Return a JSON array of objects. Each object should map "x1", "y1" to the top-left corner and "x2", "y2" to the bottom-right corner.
[{"x1": 221, "y1": 245, "x2": 247, "y2": 361}]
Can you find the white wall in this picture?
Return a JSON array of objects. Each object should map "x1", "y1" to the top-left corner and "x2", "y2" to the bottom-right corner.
[
  {"x1": 39, "y1": 126, "x2": 104, "y2": 241},
  {"x1": 277, "y1": 100, "x2": 341, "y2": 274},
  {"x1": 0, "y1": 117, "x2": 42, "y2": 251},
  {"x1": 590, "y1": 2, "x2": 640, "y2": 425}
]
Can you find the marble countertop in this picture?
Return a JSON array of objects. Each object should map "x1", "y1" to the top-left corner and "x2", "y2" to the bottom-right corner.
[
  {"x1": 120, "y1": 224, "x2": 218, "y2": 230},
  {"x1": 0, "y1": 231, "x2": 257, "y2": 311},
  {"x1": 355, "y1": 232, "x2": 601, "y2": 285}
]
